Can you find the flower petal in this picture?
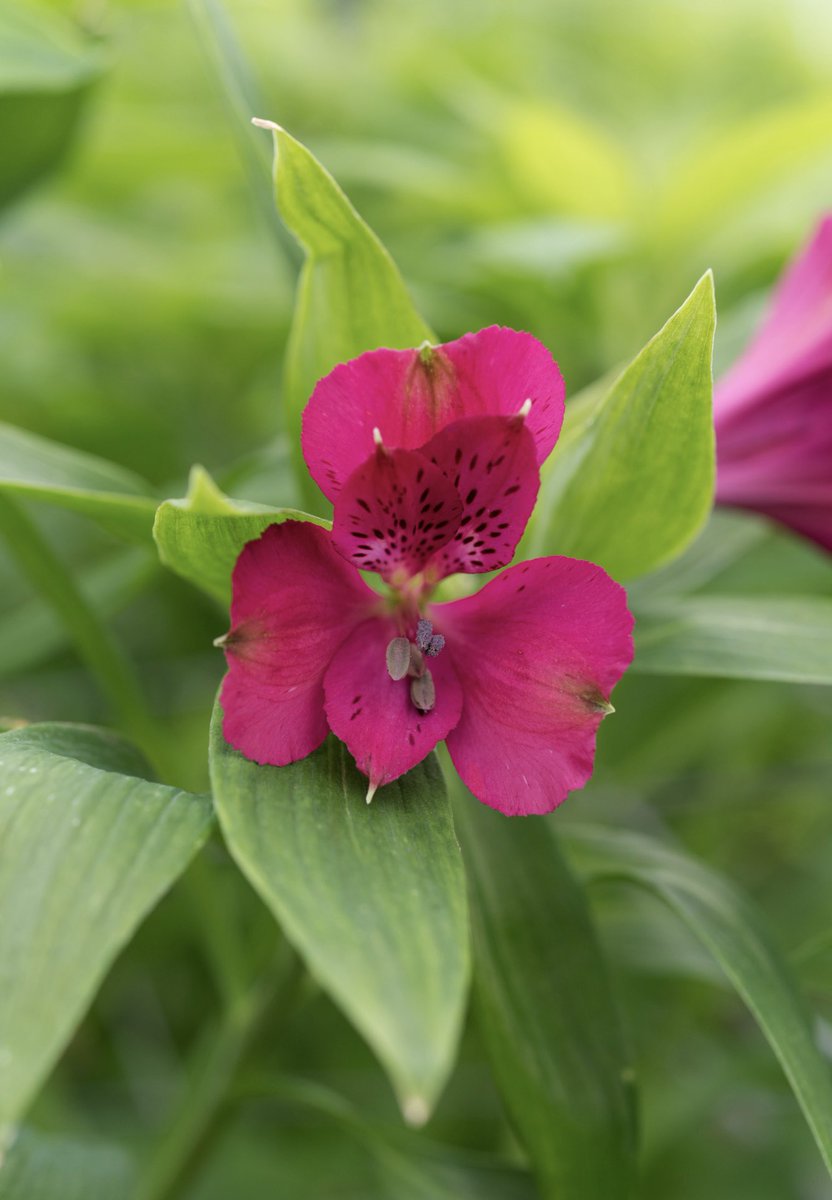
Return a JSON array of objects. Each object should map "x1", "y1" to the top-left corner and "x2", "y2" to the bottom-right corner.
[
  {"x1": 331, "y1": 446, "x2": 462, "y2": 580},
  {"x1": 715, "y1": 215, "x2": 832, "y2": 421},
  {"x1": 324, "y1": 617, "x2": 464, "y2": 795},
  {"x1": 302, "y1": 326, "x2": 565, "y2": 502},
  {"x1": 421, "y1": 414, "x2": 539, "y2": 576},
  {"x1": 434, "y1": 558, "x2": 634, "y2": 816},
  {"x1": 220, "y1": 521, "x2": 377, "y2": 765}
]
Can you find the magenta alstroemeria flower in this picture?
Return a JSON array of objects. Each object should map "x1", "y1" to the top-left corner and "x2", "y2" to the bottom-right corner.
[
  {"x1": 219, "y1": 327, "x2": 634, "y2": 816},
  {"x1": 715, "y1": 215, "x2": 832, "y2": 552}
]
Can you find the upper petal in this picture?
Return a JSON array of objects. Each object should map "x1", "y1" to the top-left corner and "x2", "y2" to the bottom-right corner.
[
  {"x1": 421, "y1": 414, "x2": 540, "y2": 577},
  {"x1": 302, "y1": 326, "x2": 565, "y2": 502},
  {"x1": 324, "y1": 617, "x2": 464, "y2": 795},
  {"x1": 434, "y1": 557, "x2": 634, "y2": 816},
  {"x1": 331, "y1": 445, "x2": 462, "y2": 581},
  {"x1": 715, "y1": 214, "x2": 832, "y2": 421},
  {"x1": 220, "y1": 521, "x2": 377, "y2": 765}
]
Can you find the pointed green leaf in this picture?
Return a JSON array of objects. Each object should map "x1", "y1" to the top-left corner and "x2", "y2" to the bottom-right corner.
[
  {"x1": 153, "y1": 466, "x2": 329, "y2": 605},
  {"x1": 209, "y1": 705, "x2": 469, "y2": 1121},
  {"x1": 0, "y1": 422, "x2": 157, "y2": 543},
  {"x1": 633, "y1": 595, "x2": 832, "y2": 684},
  {"x1": 532, "y1": 273, "x2": 715, "y2": 580},
  {"x1": 0, "y1": 1129, "x2": 132, "y2": 1200},
  {"x1": 0, "y1": 723, "x2": 213, "y2": 1129},
  {"x1": 453, "y1": 797, "x2": 637, "y2": 1200},
  {"x1": 259, "y1": 122, "x2": 433, "y2": 502},
  {"x1": 563, "y1": 823, "x2": 832, "y2": 1179}
]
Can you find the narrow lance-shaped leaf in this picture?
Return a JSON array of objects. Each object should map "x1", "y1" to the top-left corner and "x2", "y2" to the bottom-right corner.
[
  {"x1": 257, "y1": 121, "x2": 434, "y2": 506},
  {"x1": 209, "y1": 705, "x2": 469, "y2": 1123},
  {"x1": 0, "y1": 723, "x2": 213, "y2": 1130},
  {"x1": 0, "y1": 422, "x2": 157, "y2": 544},
  {"x1": 563, "y1": 823, "x2": 832, "y2": 1179},
  {"x1": 153, "y1": 465, "x2": 329, "y2": 605},
  {"x1": 453, "y1": 792, "x2": 638, "y2": 1200},
  {"x1": 531, "y1": 272, "x2": 715, "y2": 580},
  {"x1": 632, "y1": 595, "x2": 832, "y2": 685}
]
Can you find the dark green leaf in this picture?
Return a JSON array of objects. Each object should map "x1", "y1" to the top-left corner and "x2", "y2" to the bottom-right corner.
[
  {"x1": 0, "y1": 1129, "x2": 132, "y2": 1200},
  {"x1": 454, "y1": 796, "x2": 637, "y2": 1199}
]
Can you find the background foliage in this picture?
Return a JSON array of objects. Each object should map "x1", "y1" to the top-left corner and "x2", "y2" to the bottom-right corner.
[{"x1": 1, "y1": 0, "x2": 832, "y2": 1197}]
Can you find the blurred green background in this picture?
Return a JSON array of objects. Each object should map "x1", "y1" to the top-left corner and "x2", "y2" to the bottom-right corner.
[{"x1": 2, "y1": 1, "x2": 832, "y2": 1196}]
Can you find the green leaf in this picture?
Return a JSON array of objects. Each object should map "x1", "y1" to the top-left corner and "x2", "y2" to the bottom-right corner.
[
  {"x1": 0, "y1": 1, "x2": 105, "y2": 210},
  {"x1": 633, "y1": 595, "x2": 832, "y2": 684},
  {"x1": 260, "y1": 122, "x2": 433, "y2": 503},
  {"x1": 453, "y1": 797, "x2": 637, "y2": 1199},
  {"x1": 209, "y1": 705, "x2": 469, "y2": 1121},
  {"x1": 531, "y1": 273, "x2": 715, "y2": 580},
  {"x1": 0, "y1": 1129, "x2": 132, "y2": 1200},
  {"x1": 153, "y1": 465, "x2": 329, "y2": 605},
  {"x1": 0, "y1": 422, "x2": 157, "y2": 544},
  {"x1": 0, "y1": 723, "x2": 213, "y2": 1129},
  {"x1": 563, "y1": 823, "x2": 832, "y2": 1178}
]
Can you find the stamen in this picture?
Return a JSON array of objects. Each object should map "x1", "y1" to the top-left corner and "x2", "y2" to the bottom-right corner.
[
  {"x1": 386, "y1": 637, "x2": 411, "y2": 680},
  {"x1": 372, "y1": 426, "x2": 384, "y2": 447},
  {"x1": 425, "y1": 633, "x2": 445, "y2": 656},
  {"x1": 410, "y1": 669, "x2": 436, "y2": 713},
  {"x1": 212, "y1": 632, "x2": 229, "y2": 648},
  {"x1": 517, "y1": 398, "x2": 532, "y2": 420},
  {"x1": 415, "y1": 618, "x2": 433, "y2": 652}
]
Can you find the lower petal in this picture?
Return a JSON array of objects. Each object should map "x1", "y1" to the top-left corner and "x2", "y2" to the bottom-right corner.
[
  {"x1": 324, "y1": 617, "x2": 464, "y2": 796},
  {"x1": 434, "y1": 557, "x2": 634, "y2": 816},
  {"x1": 220, "y1": 521, "x2": 377, "y2": 766}
]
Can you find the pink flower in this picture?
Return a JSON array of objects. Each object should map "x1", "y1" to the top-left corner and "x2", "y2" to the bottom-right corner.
[
  {"x1": 219, "y1": 327, "x2": 634, "y2": 816},
  {"x1": 715, "y1": 215, "x2": 832, "y2": 552}
]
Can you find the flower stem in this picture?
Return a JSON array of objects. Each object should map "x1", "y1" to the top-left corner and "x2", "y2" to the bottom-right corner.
[{"x1": 133, "y1": 943, "x2": 303, "y2": 1200}]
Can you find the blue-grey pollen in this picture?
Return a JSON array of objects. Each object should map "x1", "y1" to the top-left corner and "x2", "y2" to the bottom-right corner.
[{"x1": 416, "y1": 619, "x2": 444, "y2": 657}]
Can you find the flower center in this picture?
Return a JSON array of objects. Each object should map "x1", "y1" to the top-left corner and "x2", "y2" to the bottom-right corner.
[{"x1": 385, "y1": 619, "x2": 444, "y2": 713}]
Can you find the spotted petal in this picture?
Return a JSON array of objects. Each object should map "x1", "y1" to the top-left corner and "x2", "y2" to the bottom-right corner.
[
  {"x1": 302, "y1": 326, "x2": 565, "y2": 502},
  {"x1": 324, "y1": 617, "x2": 464, "y2": 796},
  {"x1": 220, "y1": 521, "x2": 378, "y2": 765},
  {"x1": 422, "y1": 414, "x2": 539, "y2": 577},
  {"x1": 434, "y1": 557, "x2": 634, "y2": 816},
  {"x1": 331, "y1": 446, "x2": 462, "y2": 580}
]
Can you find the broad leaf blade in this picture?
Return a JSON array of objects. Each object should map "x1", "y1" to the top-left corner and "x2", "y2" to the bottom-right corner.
[
  {"x1": 633, "y1": 595, "x2": 832, "y2": 684},
  {"x1": 0, "y1": 723, "x2": 213, "y2": 1128},
  {"x1": 563, "y1": 823, "x2": 832, "y2": 1178},
  {"x1": 454, "y1": 797, "x2": 637, "y2": 1199},
  {"x1": 533, "y1": 273, "x2": 715, "y2": 580},
  {"x1": 0, "y1": 422, "x2": 157, "y2": 543},
  {"x1": 263, "y1": 124, "x2": 433, "y2": 503},
  {"x1": 209, "y1": 705, "x2": 469, "y2": 1121},
  {"x1": 153, "y1": 466, "x2": 329, "y2": 604}
]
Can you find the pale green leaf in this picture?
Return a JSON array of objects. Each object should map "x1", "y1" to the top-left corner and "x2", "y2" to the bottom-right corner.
[
  {"x1": 0, "y1": 1129, "x2": 132, "y2": 1200},
  {"x1": 0, "y1": 422, "x2": 157, "y2": 544},
  {"x1": 563, "y1": 823, "x2": 832, "y2": 1178},
  {"x1": 633, "y1": 595, "x2": 832, "y2": 684},
  {"x1": 209, "y1": 706, "x2": 469, "y2": 1121},
  {"x1": 153, "y1": 465, "x2": 329, "y2": 605},
  {"x1": 532, "y1": 273, "x2": 715, "y2": 580},
  {"x1": 0, "y1": 723, "x2": 213, "y2": 1129},
  {"x1": 261, "y1": 122, "x2": 433, "y2": 503},
  {"x1": 454, "y1": 797, "x2": 637, "y2": 1200}
]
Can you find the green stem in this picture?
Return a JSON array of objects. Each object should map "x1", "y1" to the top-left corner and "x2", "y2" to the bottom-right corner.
[
  {"x1": 133, "y1": 946, "x2": 304, "y2": 1200},
  {"x1": 0, "y1": 493, "x2": 169, "y2": 775}
]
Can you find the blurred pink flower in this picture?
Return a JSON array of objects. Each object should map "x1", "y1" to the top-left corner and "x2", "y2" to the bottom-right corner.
[
  {"x1": 715, "y1": 216, "x2": 832, "y2": 552},
  {"x1": 219, "y1": 328, "x2": 633, "y2": 816}
]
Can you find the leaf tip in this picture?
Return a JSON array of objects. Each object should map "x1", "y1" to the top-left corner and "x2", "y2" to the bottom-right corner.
[{"x1": 251, "y1": 116, "x2": 283, "y2": 132}]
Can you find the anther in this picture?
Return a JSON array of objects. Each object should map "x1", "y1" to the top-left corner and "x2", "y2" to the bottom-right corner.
[
  {"x1": 410, "y1": 669, "x2": 436, "y2": 713},
  {"x1": 386, "y1": 637, "x2": 411, "y2": 680}
]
